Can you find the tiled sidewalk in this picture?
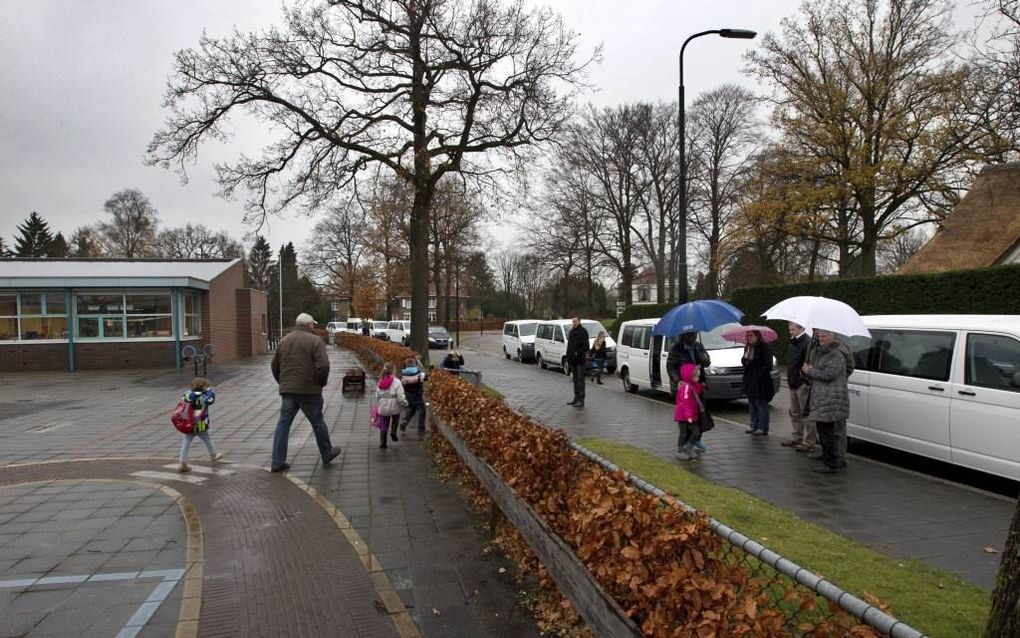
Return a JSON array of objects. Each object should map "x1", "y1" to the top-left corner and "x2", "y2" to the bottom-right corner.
[
  {"x1": 457, "y1": 334, "x2": 1013, "y2": 590},
  {"x1": 0, "y1": 349, "x2": 540, "y2": 638}
]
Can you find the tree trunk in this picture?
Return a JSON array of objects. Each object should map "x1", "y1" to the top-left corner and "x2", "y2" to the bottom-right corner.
[
  {"x1": 986, "y1": 498, "x2": 1020, "y2": 638},
  {"x1": 620, "y1": 247, "x2": 633, "y2": 306},
  {"x1": 409, "y1": 184, "x2": 433, "y2": 360}
]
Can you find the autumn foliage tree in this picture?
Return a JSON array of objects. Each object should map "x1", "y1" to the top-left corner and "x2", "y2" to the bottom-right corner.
[{"x1": 747, "y1": 0, "x2": 996, "y2": 277}]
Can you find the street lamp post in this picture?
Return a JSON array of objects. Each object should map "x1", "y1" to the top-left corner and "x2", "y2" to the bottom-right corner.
[{"x1": 677, "y1": 28, "x2": 756, "y2": 304}]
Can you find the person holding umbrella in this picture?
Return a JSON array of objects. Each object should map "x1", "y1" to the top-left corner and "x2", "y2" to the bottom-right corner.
[
  {"x1": 740, "y1": 329, "x2": 776, "y2": 436},
  {"x1": 802, "y1": 328, "x2": 851, "y2": 473},
  {"x1": 666, "y1": 331, "x2": 711, "y2": 397}
]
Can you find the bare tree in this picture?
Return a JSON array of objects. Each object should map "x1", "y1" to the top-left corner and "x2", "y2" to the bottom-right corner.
[
  {"x1": 877, "y1": 226, "x2": 930, "y2": 273},
  {"x1": 363, "y1": 175, "x2": 411, "y2": 320},
  {"x1": 98, "y1": 189, "x2": 159, "y2": 258},
  {"x1": 303, "y1": 198, "x2": 371, "y2": 304},
  {"x1": 146, "y1": 0, "x2": 593, "y2": 358},
  {"x1": 747, "y1": 0, "x2": 993, "y2": 277},
  {"x1": 492, "y1": 248, "x2": 521, "y2": 318},
  {"x1": 633, "y1": 102, "x2": 679, "y2": 303},
  {"x1": 156, "y1": 224, "x2": 242, "y2": 259},
  {"x1": 686, "y1": 85, "x2": 759, "y2": 297}
]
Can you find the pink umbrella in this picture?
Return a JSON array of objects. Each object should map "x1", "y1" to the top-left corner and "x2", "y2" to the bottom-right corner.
[{"x1": 721, "y1": 324, "x2": 779, "y2": 345}]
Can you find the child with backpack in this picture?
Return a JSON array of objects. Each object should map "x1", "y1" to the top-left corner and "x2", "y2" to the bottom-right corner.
[
  {"x1": 674, "y1": 363, "x2": 705, "y2": 461},
  {"x1": 177, "y1": 377, "x2": 223, "y2": 472},
  {"x1": 376, "y1": 362, "x2": 408, "y2": 448},
  {"x1": 399, "y1": 357, "x2": 427, "y2": 435}
]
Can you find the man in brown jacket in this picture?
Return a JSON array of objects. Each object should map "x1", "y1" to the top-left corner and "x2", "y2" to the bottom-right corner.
[{"x1": 270, "y1": 313, "x2": 341, "y2": 472}]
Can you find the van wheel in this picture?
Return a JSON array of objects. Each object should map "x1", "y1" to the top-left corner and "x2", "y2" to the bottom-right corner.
[
  {"x1": 516, "y1": 348, "x2": 522, "y2": 362},
  {"x1": 621, "y1": 369, "x2": 638, "y2": 394},
  {"x1": 537, "y1": 353, "x2": 546, "y2": 369},
  {"x1": 504, "y1": 346, "x2": 510, "y2": 360},
  {"x1": 561, "y1": 357, "x2": 570, "y2": 375}
]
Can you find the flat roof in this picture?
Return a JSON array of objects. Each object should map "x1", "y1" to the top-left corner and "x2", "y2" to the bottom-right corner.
[
  {"x1": 863, "y1": 315, "x2": 1020, "y2": 331},
  {"x1": 0, "y1": 258, "x2": 241, "y2": 291}
]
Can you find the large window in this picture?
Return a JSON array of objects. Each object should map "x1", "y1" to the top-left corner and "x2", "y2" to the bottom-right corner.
[
  {"x1": 868, "y1": 329, "x2": 956, "y2": 381},
  {"x1": 0, "y1": 293, "x2": 69, "y2": 341},
  {"x1": 966, "y1": 333, "x2": 1020, "y2": 391},
  {"x1": 77, "y1": 292, "x2": 174, "y2": 339},
  {"x1": 183, "y1": 292, "x2": 202, "y2": 337}
]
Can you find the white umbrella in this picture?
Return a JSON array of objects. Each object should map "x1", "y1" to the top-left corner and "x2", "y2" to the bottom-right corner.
[{"x1": 762, "y1": 296, "x2": 871, "y2": 337}]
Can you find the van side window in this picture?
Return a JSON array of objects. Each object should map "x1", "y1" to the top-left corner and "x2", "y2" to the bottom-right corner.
[
  {"x1": 966, "y1": 333, "x2": 1020, "y2": 391},
  {"x1": 504, "y1": 324, "x2": 512, "y2": 336},
  {"x1": 846, "y1": 335, "x2": 875, "y2": 371},
  {"x1": 635, "y1": 326, "x2": 651, "y2": 350},
  {"x1": 554, "y1": 327, "x2": 565, "y2": 343},
  {"x1": 621, "y1": 326, "x2": 635, "y2": 347},
  {"x1": 871, "y1": 329, "x2": 955, "y2": 381}
]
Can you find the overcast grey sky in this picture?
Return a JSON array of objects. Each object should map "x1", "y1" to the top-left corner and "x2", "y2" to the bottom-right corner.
[{"x1": 0, "y1": 1, "x2": 979, "y2": 255}]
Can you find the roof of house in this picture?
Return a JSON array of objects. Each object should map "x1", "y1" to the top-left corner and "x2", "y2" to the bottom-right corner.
[
  {"x1": 899, "y1": 163, "x2": 1020, "y2": 275},
  {"x1": 0, "y1": 258, "x2": 241, "y2": 291},
  {"x1": 632, "y1": 267, "x2": 657, "y2": 286}
]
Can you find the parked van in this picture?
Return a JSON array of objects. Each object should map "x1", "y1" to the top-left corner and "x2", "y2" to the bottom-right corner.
[
  {"x1": 615, "y1": 318, "x2": 780, "y2": 400},
  {"x1": 342, "y1": 317, "x2": 365, "y2": 333},
  {"x1": 386, "y1": 320, "x2": 411, "y2": 345},
  {"x1": 370, "y1": 321, "x2": 390, "y2": 339},
  {"x1": 534, "y1": 319, "x2": 616, "y2": 374},
  {"x1": 502, "y1": 320, "x2": 539, "y2": 362},
  {"x1": 845, "y1": 315, "x2": 1020, "y2": 481}
]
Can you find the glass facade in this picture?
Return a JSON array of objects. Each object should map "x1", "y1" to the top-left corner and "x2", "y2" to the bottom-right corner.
[{"x1": 0, "y1": 290, "x2": 203, "y2": 342}]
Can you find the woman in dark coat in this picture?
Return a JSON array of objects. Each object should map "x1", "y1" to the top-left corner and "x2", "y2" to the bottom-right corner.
[{"x1": 742, "y1": 330, "x2": 775, "y2": 435}]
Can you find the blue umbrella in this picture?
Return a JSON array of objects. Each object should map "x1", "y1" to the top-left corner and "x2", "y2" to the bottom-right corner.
[{"x1": 652, "y1": 300, "x2": 745, "y2": 336}]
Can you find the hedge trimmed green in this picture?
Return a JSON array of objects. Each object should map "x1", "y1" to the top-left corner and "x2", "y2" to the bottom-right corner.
[{"x1": 729, "y1": 263, "x2": 1020, "y2": 363}]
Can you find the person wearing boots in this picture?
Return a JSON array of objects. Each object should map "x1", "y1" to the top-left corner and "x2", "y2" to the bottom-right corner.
[
  {"x1": 589, "y1": 331, "x2": 608, "y2": 385},
  {"x1": 566, "y1": 317, "x2": 589, "y2": 408}
]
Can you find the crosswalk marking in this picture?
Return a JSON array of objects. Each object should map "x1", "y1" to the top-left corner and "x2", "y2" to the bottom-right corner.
[
  {"x1": 160, "y1": 463, "x2": 236, "y2": 477},
  {"x1": 129, "y1": 470, "x2": 207, "y2": 485}
]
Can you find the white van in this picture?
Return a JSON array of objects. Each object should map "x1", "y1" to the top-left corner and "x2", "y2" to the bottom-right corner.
[
  {"x1": 386, "y1": 320, "x2": 411, "y2": 345},
  {"x1": 534, "y1": 319, "x2": 616, "y2": 374},
  {"x1": 502, "y1": 320, "x2": 539, "y2": 362},
  {"x1": 615, "y1": 318, "x2": 780, "y2": 400},
  {"x1": 845, "y1": 315, "x2": 1020, "y2": 481},
  {"x1": 341, "y1": 317, "x2": 365, "y2": 333}
]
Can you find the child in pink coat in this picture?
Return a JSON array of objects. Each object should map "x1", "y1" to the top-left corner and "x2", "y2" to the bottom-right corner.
[{"x1": 674, "y1": 363, "x2": 705, "y2": 461}]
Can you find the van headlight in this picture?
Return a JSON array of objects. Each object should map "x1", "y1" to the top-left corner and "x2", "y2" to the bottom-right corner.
[{"x1": 706, "y1": 366, "x2": 722, "y2": 375}]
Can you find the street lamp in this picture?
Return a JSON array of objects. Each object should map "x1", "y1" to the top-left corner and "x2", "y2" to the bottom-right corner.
[{"x1": 677, "y1": 28, "x2": 756, "y2": 304}]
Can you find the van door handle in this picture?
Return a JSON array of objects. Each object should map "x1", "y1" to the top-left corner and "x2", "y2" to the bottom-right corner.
[
  {"x1": 958, "y1": 389, "x2": 977, "y2": 396},
  {"x1": 927, "y1": 386, "x2": 944, "y2": 392}
]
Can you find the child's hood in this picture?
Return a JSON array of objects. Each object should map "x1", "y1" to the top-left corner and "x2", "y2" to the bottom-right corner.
[
  {"x1": 680, "y1": 363, "x2": 699, "y2": 383},
  {"x1": 378, "y1": 374, "x2": 395, "y2": 390},
  {"x1": 402, "y1": 366, "x2": 420, "y2": 376}
]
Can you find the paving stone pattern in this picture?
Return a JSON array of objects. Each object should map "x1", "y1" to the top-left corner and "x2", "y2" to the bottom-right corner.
[
  {"x1": 0, "y1": 481, "x2": 185, "y2": 638},
  {"x1": 458, "y1": 333, "x2": 1014, "y2": 590},
  {"x1": 0, "y1": 350, "x2": 539, "y2": 638}
]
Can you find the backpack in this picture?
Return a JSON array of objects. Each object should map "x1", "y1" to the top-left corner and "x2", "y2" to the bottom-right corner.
[{"x1": 171, "y1": 399, "x2": 196, "y2": 434}]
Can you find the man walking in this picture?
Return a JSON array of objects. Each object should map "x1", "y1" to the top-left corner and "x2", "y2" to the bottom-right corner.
[
  {"x1": 781, "y1": 323, "x2": 816, "y2": 452},
  {"x1": 270, "y1": 313, "x2": 342, "y2": 473},
  {"x1": 566, "y1": 317, "x2": 589, "y2": 408}
]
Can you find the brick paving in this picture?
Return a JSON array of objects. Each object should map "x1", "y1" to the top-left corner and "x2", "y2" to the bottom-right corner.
[
  {"x1": 0, "y1": 349, "x2": 540, "y2": 638},
  {"x1": 458, "y1": 333, "x2": 1015, "y2": 590}
]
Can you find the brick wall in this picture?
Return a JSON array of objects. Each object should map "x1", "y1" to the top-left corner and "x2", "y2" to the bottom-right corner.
[
  {"x1": 208, "y1": 261, "x2": 246, "y2": 362},
  {"x1": 0, "y1": 343, "x2": 69, "y2": 371},
  {"x1": 235, "y1": 288, "x2": 269, "y2": 357},
  {"x1": 74, "y1": 341, "x2": 177, "y2": 370}
]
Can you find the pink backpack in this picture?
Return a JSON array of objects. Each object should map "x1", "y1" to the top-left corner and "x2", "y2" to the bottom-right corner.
[{"x1": 171, "y1": 399, "x2": 196, "y2": 434}]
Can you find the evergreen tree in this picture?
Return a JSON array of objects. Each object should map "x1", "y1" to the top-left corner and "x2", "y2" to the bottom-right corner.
[
  {"x1": 0, "y1": 235, "x2": 8, "y2": 258},
  {"x1": 46, "y1": 232, "x2": 70, "y2": 258},
  {"x1": 14, "y1": 212, "x2": 54, "y2": 258},
  {"x1": 247, "y1": 235, "x2": 275, "y2": 291},
  {"x1": 70, "y1": 226, "x2": 104, "y2": 258}
]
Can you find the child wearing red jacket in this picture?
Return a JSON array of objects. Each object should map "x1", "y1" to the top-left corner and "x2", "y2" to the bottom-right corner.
[{"x1": 674, "y1": 363, "x2": 705, "y2": 461}]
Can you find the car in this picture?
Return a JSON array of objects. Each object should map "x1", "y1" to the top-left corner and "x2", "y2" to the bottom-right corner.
[
  {"x1": 502, "y1": 320, "x2": 538, "y2": 362},
  {"x1": 845, "y1": 315, "x2": 1020, "y2": 481},
  {"x1": 427, "y1": 325, "x2": 451, "y2": 349},
  {"x1": 341, "y1": 317, "x2": 365, "y2": 334},
  {"x1": 614, "y1": 318, "x2": 780, "y2": 400},
  {"x1": 370, "y1": 321, "x2": 390, "y2": 340},
  {"x1": 533, "y1": 319, "x2": 616, "y2": 374},
  {"x1": 325, "y1": 322, "x2": 343, "y2": 336},
  {"x1": 386, "y1": 320, "x2": 411, "y2": 345}
]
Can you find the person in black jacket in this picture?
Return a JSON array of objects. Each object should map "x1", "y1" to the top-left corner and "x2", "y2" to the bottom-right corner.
[
  {"x1": 666, "y1": 331, "x2": 711, "y2": 397},
  {"x1": 441, "y1": 350, "x2": 465, "y2": 370},
  {"x1": 781, "y1": 323, "x2": 816, "y2": 451},
  {"x1": 565, "y1": 318, "x2": 590, "y2": 408},
  {"x1": 741, "y1": 330, "x2": 775, "y2": 435}
]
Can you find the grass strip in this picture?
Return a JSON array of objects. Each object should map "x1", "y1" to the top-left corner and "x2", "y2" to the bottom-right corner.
[{"x1": 577, "y1": 438, "x2": 990, "y2": 638}]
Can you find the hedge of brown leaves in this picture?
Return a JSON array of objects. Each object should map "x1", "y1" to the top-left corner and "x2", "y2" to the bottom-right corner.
[
  {"x1": 335, "y1": 334, "x2": 417, "y2": 372},
  {"x1": 339, "y1": 338, "x2": 885, "y2": 637}
]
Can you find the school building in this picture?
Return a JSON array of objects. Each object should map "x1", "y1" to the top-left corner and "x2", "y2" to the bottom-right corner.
[{"x1": 0, "y1": 258, "x2": 269, "y2": 372}]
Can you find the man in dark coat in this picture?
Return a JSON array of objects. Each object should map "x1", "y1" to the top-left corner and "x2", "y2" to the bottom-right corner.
[
  {"x1": 565, "y1": 317, "x2": 590, "y2": 408},
  {"x1": 666, "y1": 331, "x2": 711, "y2": 397},
  {"x1": 270, "y1": 313, "x2": 342, "y2": 473},
  {"x1": 781, "y1": 323, "x2": 816, "y2": 451}
]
